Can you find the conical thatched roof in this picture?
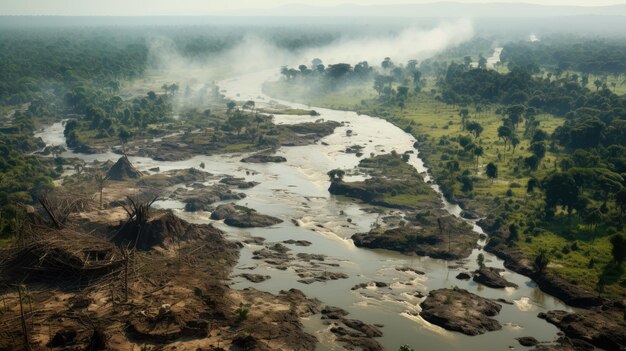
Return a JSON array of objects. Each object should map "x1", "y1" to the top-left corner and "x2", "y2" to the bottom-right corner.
[{"x1": 106, "y1": 156, "x2": 142, "y2": 181}]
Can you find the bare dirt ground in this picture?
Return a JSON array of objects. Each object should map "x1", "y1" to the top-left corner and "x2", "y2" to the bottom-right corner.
[{"x1": 0, "y1": 162, "x2": 321, "y2": 351}]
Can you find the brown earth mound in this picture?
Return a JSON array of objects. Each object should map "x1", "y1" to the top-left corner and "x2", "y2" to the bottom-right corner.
[
  {"x1": 106, "y1": 156, "x2": 142, "y2": 181},
  {"x1": 113, "y1": 209, "x2": 223, "y2": 250}
]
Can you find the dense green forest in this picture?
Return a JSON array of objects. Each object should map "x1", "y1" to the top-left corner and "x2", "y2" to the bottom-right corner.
[
  {"x1": 267, "y1": 37, "x2": 626, "y2": 298},
  {"x1": 501, "y1": 38, "x2": 626, "y2": 75},
  {"x1": 0, "y1": 26, "x2": 347, "y2": 236}
]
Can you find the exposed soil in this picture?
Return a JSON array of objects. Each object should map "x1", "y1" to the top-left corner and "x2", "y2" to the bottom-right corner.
[{"x1": 0, "y1": 166, "x2": 323, "y2": 351}]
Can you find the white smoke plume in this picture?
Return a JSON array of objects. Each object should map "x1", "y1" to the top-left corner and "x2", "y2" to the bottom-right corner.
[
  {"x1": 148, "y1": 19, "x2": 474, "y2": 80},
  {"x1": 299, "y1": 19, "x2": 474, "y2": 66}
]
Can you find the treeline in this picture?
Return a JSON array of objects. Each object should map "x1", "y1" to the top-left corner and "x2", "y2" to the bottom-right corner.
[
  {"x1": 0, "y1": 29, "x2": 148, "y2": 105},
  {"x1": 280, "y1": 57, "x2": 426, "y2": 106},
  {"x1": 439, "y1": 64, "x2": 626, "y2": 150},
  {"x1": 0, "y1": 116, "x2": 57, "y2": 235},
  {"x1": 501, "y1": 39, "x2": 626, "y2": 75},
  {"x1": 63, "y1": 85, "x2": 176, "y2": 149},
  {"x1": 436, "y1": 59, "x2": 626, "y2": 279}
]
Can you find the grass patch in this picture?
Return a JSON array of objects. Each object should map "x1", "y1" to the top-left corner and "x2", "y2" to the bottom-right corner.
[{"x1": 223, "y1": 143, "x2": 255, "y2": 151}]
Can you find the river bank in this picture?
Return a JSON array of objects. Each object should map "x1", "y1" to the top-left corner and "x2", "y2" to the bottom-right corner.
[
  {"x1": 14, "y1": 69, "x2": 594, "y2": 351},
  {"x1": 261, "y1": 72, "x2": 625, "y2": 349}
]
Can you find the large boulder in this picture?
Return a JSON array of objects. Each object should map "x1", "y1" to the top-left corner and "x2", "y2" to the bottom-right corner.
[
  {"x1": 420, "y1": 288, "x2": 502, "y2": 336},
  {"x1": 473, "y1": 267, "x2": 518, "y2": 289},
  {"x1": 241, "y1": 154, "x2": 287, "y2": 163},
  {"x1": 210, "y1": 203, "x2": 283, "y2": 228}
]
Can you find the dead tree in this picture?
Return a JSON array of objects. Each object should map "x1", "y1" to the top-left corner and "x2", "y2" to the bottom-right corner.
[
  {"x1": 16, "y1": 285, "x2": 30, "y2": 351},
  {"x1": 37, "y1": 193, "x2": 85, "y2": 229},
  {"x1": 94, "y1": 173, "x2": 109, "y2": 210},
  {"x1": 121, "y1": 247, "x2": 131, "y2": 302},
  {"x1": 112, "y1": 195, "x2": 160, "y2": 250}
]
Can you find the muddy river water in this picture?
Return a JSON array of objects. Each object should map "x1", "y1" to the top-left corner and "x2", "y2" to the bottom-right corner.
[{"x1": 37, "y1": 69, "x2": 572, "y2": 351}]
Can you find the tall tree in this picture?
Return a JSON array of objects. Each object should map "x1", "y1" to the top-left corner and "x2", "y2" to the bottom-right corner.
[
  {"x1": 466, "y1": 121, "x2": 483, "y2": 139},
  {"x1": 497, "y1": 125, "x2": 513, "y2": 150},
  {"x1": 486, "y1": 163, "x2": 498, "y2": 183},
  {"x1": 610, "y1": 234, "x2": 625, "y2": 263},
  {"x1": 459, "y1": 108, "x2": 470, "y2": 130},
  {"x1": 474, "y1": 146, "x2": 484, "y2": 171}
]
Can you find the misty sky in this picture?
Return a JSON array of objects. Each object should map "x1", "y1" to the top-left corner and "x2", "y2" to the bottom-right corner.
[{"x1": 2, "y1": 0, "x2": 626, "y2": 16}]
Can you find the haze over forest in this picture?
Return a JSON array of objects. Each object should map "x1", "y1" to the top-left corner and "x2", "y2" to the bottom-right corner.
[{"x1": 0, "y1": 1, "x2": 625, "y2": 351}]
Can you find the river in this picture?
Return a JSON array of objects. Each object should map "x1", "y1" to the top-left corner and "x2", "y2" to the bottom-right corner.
[{"x1": 36, "y1": 69, "x2": 572, "y2": 351}]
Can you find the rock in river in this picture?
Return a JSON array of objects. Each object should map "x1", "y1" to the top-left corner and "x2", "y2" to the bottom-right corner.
[
  {"x1": 538, "y1": 307, "x2": 626, "y2": 351},
  {"x1": 419, "y1": 288, "x2": 502, "y2": 336},
  {"x1": 456, "y1": 272, "x2": 471, "y2": 280},
  {"x1": 517, "y1": 336, "x2": 539, "y2": 347},
  {"x1": 472, "y1": 267, "x2": 518, "y2": 289},
  {"x1": 238, "y1": 273, "x2": 271, "y2": 283},
  {"x1": 211, "y1": 203, "x2": 283, "y2": 228},
  {"x1": 241, "y1": 153, "x2": 287, "y2": 163}
]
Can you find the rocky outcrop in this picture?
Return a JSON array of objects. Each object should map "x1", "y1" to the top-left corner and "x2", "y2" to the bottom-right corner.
[
  {"x1": 219, "y1": 176, "x2": 258, "y2": 189},
  {"x1": 420, "y1": 288, "x2": 502, "y2": 336},
  {"x1": 456, "y1": 272, "x2": 471, "y2": 280},
  {"x1": 321, "y1": 306, "x2": 350, "y2": 320},
  {"x1": 281, "y1": 120, "x2": 341, "y2": 136},
  {"x1": 538, "y1": 306, "x2": 626, "y2": 351},
  {"x1": 341, "y1": 319, "x2": 383, "y2": 338},
  {"x1": 460, "y1": 210, "x2": 480, "y2": 220},
  {"x1": 351, "y1": 281, "x2": 388, "y2": 290},
  {"x1": 137, "y1": 168, "x2": 212, "y2": 188},
  {"x1": 352, "y1": 217, "x2": 477, "y2": 260},
  {"x1": 517, "y1": 336, "x2": 539, "y2": 347},
  {"x1": 282, "y1": 239, "x2": 312, "y2": 246},
  {"x1": 321, "y1": 305, "x2": 384, "y2": 351},
  {"x1": 396, "y1": 267, "x2": 425, "y2": 275},
  {"x1": 296, "y1": 270, "x2": 348, "y2": 284},
  {"x1": 238, "y1": 273, "x2": 271, "y2": 283},
  {"x1": 473, "y1": 267, "x2": 518, "y2": 289},
  {"x1": 211, "y1": 203, "x2": 283, "y2": 228},
  {"x1": 224, "y1": 213, "x2": 283, "y2": 228},
  {"x1": 180, "y1": 186, "x2": 246, "y2": 212},
  {"x1": 241, "y1": 153, "x2": 287, "y2": 163}
]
